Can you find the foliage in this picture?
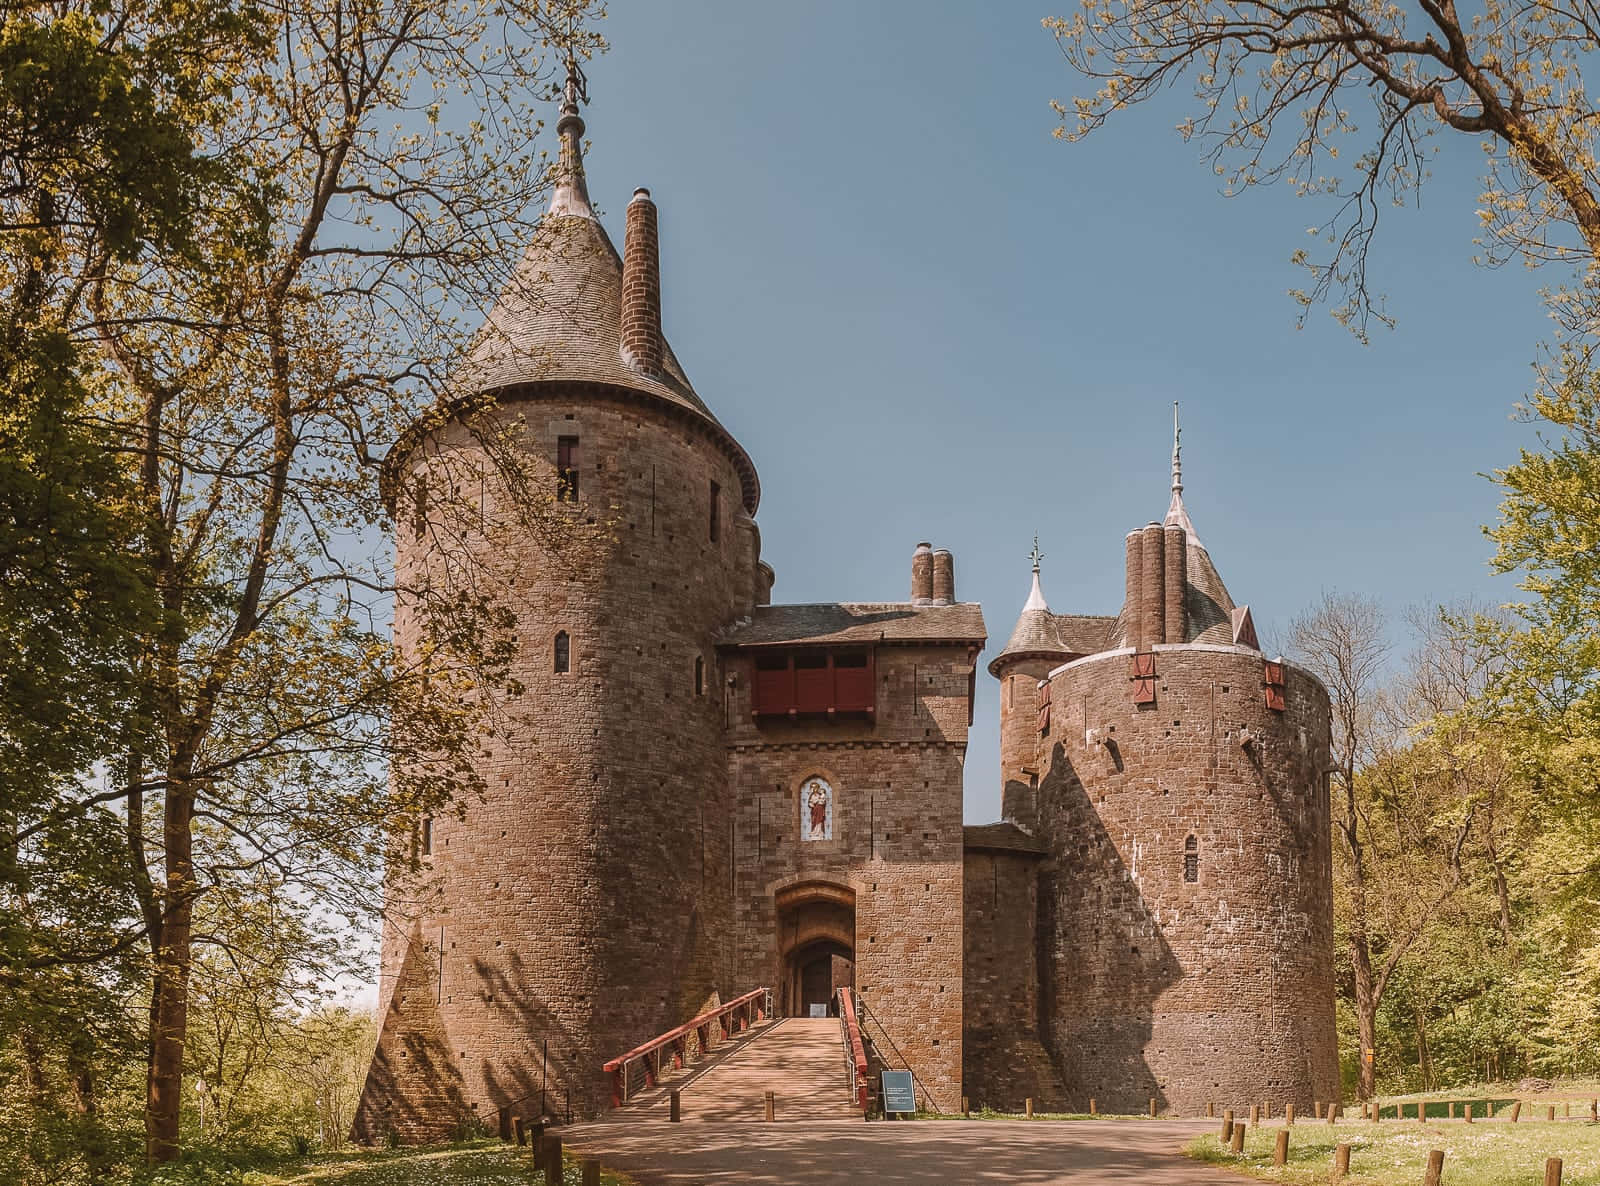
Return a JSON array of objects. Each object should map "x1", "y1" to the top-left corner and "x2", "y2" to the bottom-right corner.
[{"x1": 1045, "y1": 0, "x2": 1600, "y2": 336}]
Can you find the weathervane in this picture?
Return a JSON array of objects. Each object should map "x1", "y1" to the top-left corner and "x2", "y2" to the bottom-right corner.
[{"x1": 1029, "y1": 535, "x2": 1044, "y2": 573}]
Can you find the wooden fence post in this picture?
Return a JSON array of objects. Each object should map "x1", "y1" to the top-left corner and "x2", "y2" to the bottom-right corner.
[
  {"x1": 1512, "y1": 1101, "x2": 1523, "y2": 1123},
  {"x1": 1546, "y1": 1157, "x2": 1564, "y2": 1186},
  {"x1": 1149, "y1": 1097, "x2": 1157, "y2": 1118},
  {"x1": 581, "y1": 1159, "x2": 601, "y2": 1186},
  {"x1": 1424, "y1": 1149, "x2": 1445, "y2": 1186},
  {"x1": 1207, "y1": 1101, "x2": 1215, "y2": 1118},
  {"x1": 1221, "y1": 1110, "x2": 1234, "y2": 1142},
  {"x1": 962, "y1": 1095, "x2": 969, "y2": 1117},
  {"x1": 669, "y1": 1089, "x2": 681, "y2": 1122},
  {"x1": 1286, "y1": 1102, "x2": 1295, "y2": 1126},
  {"x1": 1250, "y1": 1104, "x2": 1260, "y2": 1127},
  {"x1": 1089, "y1": 1098, "x2": 1097, "y2": 1116},
  {"x1": 1025, "y1": 1097, "x2": 1034, "y2": 1119},
  {"x1": 541, "y1": 1135, "x2": 563, "y2": 1184},
  {"x1": 1548, "y1": 1105, "x2": 1557, "y2": 1122},
  {"x1": 1274, "y1": 1128, "x2": 1289, "y2": 1166},
  {"x1": 1465, "y1": 1102, "x2": 1474, "y2": 1124},
  {"x1": 1447, "y1": 1101, "x2": 1455, "y2": 1120},
  {"x1": 1333, "y1": 1142, "x2": 1351, "y2": 1181},
  {"x1": 764, "y1": 1090, "x2": 776, "y2": 1122},
  {"x1": 1418, "y1": 1100, "x2": 1428, "y2": 1123},
  {"x1": 1230, "y1": 1122, "x2": 1246, "y2": 1155}
]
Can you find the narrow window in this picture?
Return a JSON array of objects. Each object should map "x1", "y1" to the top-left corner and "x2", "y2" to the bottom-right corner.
[
  {"x1": 411, "y1": 477, "x2": 428, "y2": 540},
  {"x1": 709, "y1": 479, "x2": 721, "y2": 542},
  {"x1": 421, "y1": 817, "x2": 433, "y2": 856},
  {"x1": 554, "y1": 630, "x2": 570, "y2": 674},
  {"x1": 556, "y1": 435, "x2": 579, "y2": 502},
  {"x1": 695, "y1": 655, "x2": 705, "y2": 696},
  {"x1": 1183, "y1": 834, "x2": 1199, "y2": 883}
]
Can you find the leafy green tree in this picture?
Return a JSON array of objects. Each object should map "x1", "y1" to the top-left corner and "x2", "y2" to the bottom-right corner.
[{"x1": 74, "y1": 0, "x2": 604, "y2": 1161}]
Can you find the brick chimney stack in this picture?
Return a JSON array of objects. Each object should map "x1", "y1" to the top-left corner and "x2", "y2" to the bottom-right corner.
[
  {"x1": 621, "y1": 187, "x2": 663, "y2": 375},
  {"x1": 911, "y1": 542, "x2": 934, "y2": 605},
  {"x1": 931, "y1": 549, "x2": 955, "y2": 606}
]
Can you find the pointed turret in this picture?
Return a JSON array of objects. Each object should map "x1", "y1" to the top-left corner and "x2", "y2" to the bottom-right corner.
[
  {"x1": 440, "y1": 61, "x2": 758, "y2": 512},
  {"x1": 989, "y1": 539, "x2": 1072, "y2": 676}
]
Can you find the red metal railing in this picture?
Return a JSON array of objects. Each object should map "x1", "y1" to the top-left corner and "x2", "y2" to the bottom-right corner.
[
  {"x1": 839, "y1": 988, "x2": 870, "y2": 1116},
  {"x1": 602, "y1": 987, "x2": 770, "y2": 1108}
]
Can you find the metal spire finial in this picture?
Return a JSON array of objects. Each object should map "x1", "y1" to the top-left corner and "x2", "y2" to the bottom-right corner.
[
  {"x1": 549, "y1": 57, "x2": 594, "y2": 219},
  {"x1": 1171, "y1": 401, "x2": 1183, "y2": 495},
  {"x1": 1029, "y1": 535, "x2": 1044, "y2": 573}
]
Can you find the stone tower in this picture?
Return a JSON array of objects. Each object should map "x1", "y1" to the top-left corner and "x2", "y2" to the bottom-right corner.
[
  {"x1": 1002, "y1": 412, "x2": 1338, "y2": 1115},
  {"x1": 354, "y1": 70, "x2": 765, "y2": 1140}
]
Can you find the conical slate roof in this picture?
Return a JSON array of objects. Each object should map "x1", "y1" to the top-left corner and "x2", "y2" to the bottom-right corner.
[
  {"x1": 453, "y1": 182, "x2": 711, "y2": 421},
  {"x1": 988, "y1": 559, "x2": 1116, "y2": 675}
]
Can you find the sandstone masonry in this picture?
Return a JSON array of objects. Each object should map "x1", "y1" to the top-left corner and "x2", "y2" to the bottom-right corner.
[{"x1": 352, "y1": 72, "x2": 1339, "y2": 1142}]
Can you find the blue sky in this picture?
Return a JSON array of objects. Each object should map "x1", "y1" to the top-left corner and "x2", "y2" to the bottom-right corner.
[{"x1": 572, "y1": 2, "x2": 1553, "y2": 823}]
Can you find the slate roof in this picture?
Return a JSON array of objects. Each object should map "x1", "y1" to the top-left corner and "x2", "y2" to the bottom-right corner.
[
  {"x1": 717, "y1": 603, "x2": 987, "y2": 648},
  {"x1": 963, "y1": 822, "x2": 1047, "y2": 856},
  {"x1": 453, "y1": 210, "x2": 711, "y2": 420},
  {"x1": 990, "y1": 610, "x2": 1118, "y2": 675}
]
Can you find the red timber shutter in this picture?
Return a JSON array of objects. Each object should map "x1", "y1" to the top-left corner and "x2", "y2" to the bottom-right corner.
[
  {"x1": 1263, "y1": 660, "x2": 1287, "y2": 712},
  {"x1": 1130, "y1": 652, "x2": 1157, "y2": 705},
  {"x1": 1037, "y1": 680, "x2": 1051, "y2": 734}
]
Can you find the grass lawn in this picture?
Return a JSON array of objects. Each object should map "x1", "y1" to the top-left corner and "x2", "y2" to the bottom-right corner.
[
  {"x1": 239, "y1": 1139, "x2": 636, "y2": 1186},
  {"x1": 1187, "y1": 1120, "x2": 1600, "y2": 1185}
]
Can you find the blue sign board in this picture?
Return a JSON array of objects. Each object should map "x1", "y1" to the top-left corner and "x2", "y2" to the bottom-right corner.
[{"x1": 881, "y1": 1070, "x2": 916, "y2": 1115}]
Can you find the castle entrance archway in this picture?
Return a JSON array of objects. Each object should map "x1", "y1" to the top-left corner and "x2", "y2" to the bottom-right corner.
[{"x1": 775, "y1": 880, "x2": 855, "y2": 1018}]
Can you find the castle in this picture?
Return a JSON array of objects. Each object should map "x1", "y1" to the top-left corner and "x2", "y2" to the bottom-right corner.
[{"x1": 353, "y1": 73, "x2": 1338, "y2": 1142}]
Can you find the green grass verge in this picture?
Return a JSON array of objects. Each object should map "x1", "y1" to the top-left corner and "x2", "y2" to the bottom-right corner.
[
  {"x1": 237, "y1": 1139, "x2": 635, "y2": 1186},
  {"x1": 1187, "y1": 1121, "x2": 1600, "y2": 1185}
]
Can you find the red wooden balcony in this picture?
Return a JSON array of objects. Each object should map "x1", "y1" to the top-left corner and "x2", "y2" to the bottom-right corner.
[{"x1": 751, "y1": 648, "x2": 875, "y2": 721}]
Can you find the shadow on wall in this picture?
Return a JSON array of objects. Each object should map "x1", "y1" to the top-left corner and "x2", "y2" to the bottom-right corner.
[
  {"x1": 352, "y1": 926, "x2": 471, "y2": 1145},
  {"x1": 471, "y1": 948, "x2": 603, "y2": 1124},
  {"x1": 1037, "y1": 742, "x2": 1183, "y2": 1115}
]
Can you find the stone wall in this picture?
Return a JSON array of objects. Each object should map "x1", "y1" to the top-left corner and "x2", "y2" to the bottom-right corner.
[
  {"x1": 1034, "y1": 644, "x2": 1337, "y2": 1116},
  {"x1": 961, "y1": 831, "x2": 1067, "y2": 1111},
  {"x1": 720, "y1": 640, "x2": 976, "y2": 1113},
  {"x1": 357, "y1": 388, "x2": 757, "y2": 1137}
]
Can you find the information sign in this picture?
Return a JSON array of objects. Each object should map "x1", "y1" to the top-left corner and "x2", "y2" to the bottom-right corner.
[
  {"x1": 881, "y1": 1070, "x2": 916, "y2": 1115},
  {"x1": 808, "y1": 1003, "x2": 828, "y2": 1018}
]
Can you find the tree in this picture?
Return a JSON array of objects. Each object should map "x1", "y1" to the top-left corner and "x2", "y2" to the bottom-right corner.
[
  {"x1": 1, "y1": 2, "x2": 266, "y2": 1177},
  {"x1": 1291, "y1": 593, "x2": 1479, "y2": 1098},
  {"x1": 75, "y1": 0, "x2": 604, "y2": 1162},
  {"x1": 1045, "y1": 0, "x2": 1600, "y2": 334}
]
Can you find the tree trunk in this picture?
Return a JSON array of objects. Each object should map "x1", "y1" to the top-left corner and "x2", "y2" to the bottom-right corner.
[
  {"x1": 1352, "y1": 938, "x2": 1378, "y2": 1100},
  {"x1": 145, "y1": 778, "x2": 196, "y2": 1163},
  {"x1": 68, "y1": 1031, "x2": 110, "y2": 1182}
]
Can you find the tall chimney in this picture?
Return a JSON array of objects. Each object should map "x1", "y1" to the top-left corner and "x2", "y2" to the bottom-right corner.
[
  {"x1": 911, "y1": 542, "x2": 934, "y2": 605},
  {"x1": 932, "y1": 549, "x2": 955, "y2": 606},
  {"x1": 1124, "y1": 531, "x2": 1143, "y2": 650},
  {"x1": 621, "y1": 188, "x2": 663, "y2": 375},
  {"x1": 1163, "y1": 524, "x2": 1187, "y2": 644},
  {"x1": 1140, "y1": 522, "x2": 1165, "y2": 650}
]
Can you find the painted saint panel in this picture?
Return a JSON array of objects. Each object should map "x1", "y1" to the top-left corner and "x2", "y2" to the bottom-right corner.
[{"x1": 801, "y1": 776, "x2": 833, "y2": 841}]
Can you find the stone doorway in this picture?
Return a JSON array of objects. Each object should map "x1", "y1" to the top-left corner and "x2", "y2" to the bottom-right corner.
[{"x1": 775, "y1": 880, "x2": 855, "y2": 1018}]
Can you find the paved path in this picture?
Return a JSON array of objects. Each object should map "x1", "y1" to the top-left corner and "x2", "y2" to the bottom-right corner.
[{"x1": 565, "y1": 1117, "x2": 1242, "y2": 1184}]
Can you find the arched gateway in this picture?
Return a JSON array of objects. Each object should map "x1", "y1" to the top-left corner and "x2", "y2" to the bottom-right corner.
[{"x1": 775, "y1": 881, "x2": 855, "y2": 1017}]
